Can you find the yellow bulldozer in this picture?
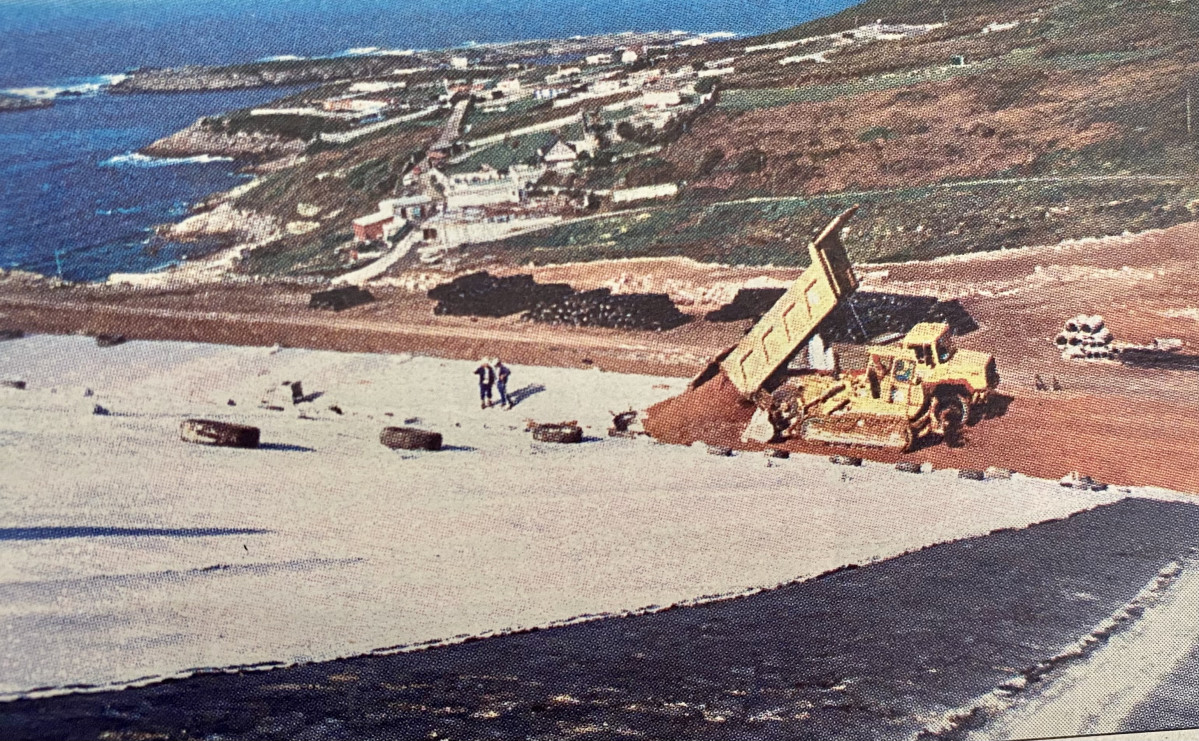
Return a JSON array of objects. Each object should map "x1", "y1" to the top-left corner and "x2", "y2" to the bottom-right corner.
[{"x1": 715, "y1": 206, "x2": 999, "y2": 452}]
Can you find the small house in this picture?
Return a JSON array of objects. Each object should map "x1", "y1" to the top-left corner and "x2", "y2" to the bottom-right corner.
[
  {"x1": 352, "y1": 211, "x2": 395, "y2": 243},
  {"x1": 542, "y1": 139, "x2": 580, "y2": 170}
]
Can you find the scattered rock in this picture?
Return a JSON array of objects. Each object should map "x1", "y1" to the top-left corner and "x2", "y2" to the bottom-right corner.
[
  {"x1": 95, "y1": 334, "x2": 127, "y2": 348},
  {"x1": 830, "y1": 454, "x2": 863, "y2": 467}
]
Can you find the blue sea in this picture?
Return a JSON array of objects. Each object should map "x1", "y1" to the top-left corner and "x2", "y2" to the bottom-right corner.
[{"x1": 0, "y1": 0, "x2": 848, "y2": 281}]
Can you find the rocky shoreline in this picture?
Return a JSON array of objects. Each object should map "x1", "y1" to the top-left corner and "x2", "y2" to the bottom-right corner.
[
  {"x1": 140, "y1": 119, "x2": 307, "y2": 162},
  {"x1": 0, "y1": 95, "x2": 53, "y2": 113}
]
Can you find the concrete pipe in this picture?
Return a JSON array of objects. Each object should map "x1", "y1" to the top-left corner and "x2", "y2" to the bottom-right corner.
[
  {"x1": 1065, "y1": 315, "x2": 1086, "y2": 333},
  {"x1": 1054, "y1": 333, "x2": 1071, "y2": 347},
  {"x1": 1088, "y1": 315, "x2": 1105, "y2": 333}
]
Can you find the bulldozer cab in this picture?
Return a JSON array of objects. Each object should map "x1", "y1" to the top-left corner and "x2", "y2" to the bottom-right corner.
[{"x1": 901, "y1": 323, "x2": 953, "y2": 368}]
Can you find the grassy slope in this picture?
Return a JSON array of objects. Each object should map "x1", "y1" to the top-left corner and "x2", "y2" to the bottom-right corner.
[
  {"x1": 475, "y1": 0, "x2": 1199, "y2": 268},
  {"x1": 232, "y1": 0, "x2": 1199, "y2": 275}
]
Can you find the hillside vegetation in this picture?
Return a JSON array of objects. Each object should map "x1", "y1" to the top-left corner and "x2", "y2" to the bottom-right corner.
[{"x1": 202, "y1": 0, "x2": 1199, "y2": 275}]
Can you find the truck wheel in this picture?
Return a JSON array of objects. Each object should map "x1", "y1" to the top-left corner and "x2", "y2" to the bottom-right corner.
[{"x1": 380, "y1": 426, "x2": 443, "y2": 451}]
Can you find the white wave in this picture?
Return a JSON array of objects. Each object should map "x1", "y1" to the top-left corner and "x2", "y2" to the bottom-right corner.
[
  {"x1": 700, "y1": 31, "x2": 739, "y2": 39},
  {"x1": 341, "y1": 46, "x2": 381, "y2": 56},
  {"x1": 101, "y1": 152, "x2": 234, "y2": 168},
  {"x1": 258, "y1": 54, "x2": 306, "y2": 62},
  {"x1": 3, "y1": 74, "x2": 127, "y2": 100}
]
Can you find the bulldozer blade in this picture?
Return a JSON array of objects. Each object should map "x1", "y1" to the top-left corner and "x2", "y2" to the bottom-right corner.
[{"x1": 800, "y1": 414, "x2": 913, "y2": 452}]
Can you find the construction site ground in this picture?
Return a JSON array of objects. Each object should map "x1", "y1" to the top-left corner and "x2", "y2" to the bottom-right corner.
[{"x1": 2, "y1": 221, "x2": 1198, "y2": 493}]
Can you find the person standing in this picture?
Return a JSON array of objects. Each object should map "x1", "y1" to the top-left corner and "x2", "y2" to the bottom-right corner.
[
  {"x1": 474, "y1": 359, "x2": 495, "y2": 409},
  {"x1": 495, "y1": 359, "x2": 512, "y2": 409}
]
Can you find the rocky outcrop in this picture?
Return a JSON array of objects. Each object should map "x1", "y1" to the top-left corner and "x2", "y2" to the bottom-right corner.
[
  {"x1": 163, "y1": 203, "x2": 281, "y2": 244},
  {"x1": 141, "y1": 120, "x2": 306, "y2": 162},
  {"x1": 109, "y1": 57, "x2": 419, "y2": 94},
  {"x1": 0, "y1": 95, "x2": 52, "y2": 113}
]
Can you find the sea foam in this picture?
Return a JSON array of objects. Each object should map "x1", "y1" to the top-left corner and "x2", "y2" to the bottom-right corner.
[{"x1": 101, "y1": 153, "x2": 235, "y2": 168}]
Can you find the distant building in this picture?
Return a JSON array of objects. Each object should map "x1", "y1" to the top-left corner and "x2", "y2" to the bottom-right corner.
[
  {"x1": 612, "y1": 182, "x2": 678, "y2": 203},
  {"x1": 585, "y1": 53, "x2": 614, "y2": 65},
  {"x1": 534, "y1": 86, "x2": 571, "y2": 100},
  {"x1": 496, "y1": 78, "x2": 523, "y2": 96},
  {"x1": 323, "y1": 97, "x2": 391, "y2": 115},
  {"x1": 641, "y1": 90, "x2": 682, "y2": 109},
  {"x1": 352, "y1": 211, "x2": 396, "y2": 243},
  {"x1": 541, "y1": 139, "x2": 580, "y2": 171},
  {"x1": 450, "y1": 56, "x2": 471, "y2": 70},
  {"x1": 444, "y1": 164, "x2": 544, "y2": 209},
  {"x1": 589, "y1": 79, "x2": 624, "y2": 95},
  {"x1": 380, "y1": 193, "x2": 435, "y2": 221},
  {"x1": 545, "y1": 66, "x2": 582, "y2": 85},
  {"x1": 620, "y1": 49, "x2": 639, "y2": 64}
]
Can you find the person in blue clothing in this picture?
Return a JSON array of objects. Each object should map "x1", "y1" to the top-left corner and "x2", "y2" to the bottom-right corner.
[
  {"x1": 474, "y1": 359, "x2": 495, "y2": 409},
  {"x1": 494, "y1": 359, "x2": 512, "y2": 409}
]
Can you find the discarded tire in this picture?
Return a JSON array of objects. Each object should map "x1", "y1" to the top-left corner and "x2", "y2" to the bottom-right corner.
[
  {"x1": 895, "y1": 461, "x2": 922, "y2": 474},
  {"x1": 958, "y1": 468, "x2": 986, "y2": 481},
  {"x1": 532, "y1": 424, "x2": 583, "y2": 444},
  {"x1": 830, "y1": 454, "x2": 863, "y2": 467},
  {"x1": 707, "y1": 445, "x2": 734, "y2": 457},
  {"x1": 95, "y1": 334, "x2": 127, "y2": 348},
  {"x1": 765, "y1": 448, "x2": 790, "y2": 459},
  {"x1": 380, "y1": 426, "x2": 443, "y2": 451},
  {"x1": 0, "y1": 380, "x2": 26, "y2": 390},
  {"x1": 180, "y1": 419, "x2": 260, "y2": 449}
]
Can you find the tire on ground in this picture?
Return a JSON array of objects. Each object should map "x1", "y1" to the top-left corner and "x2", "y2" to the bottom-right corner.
[
  {"x1": 181, "y1": 419, "x2": 260, "y2": 449},
  {"x1": 958, "y1": 468, "x2": 986, "y2": 481},
  {"x1": 532, "y1": 424, "x2": 583, "y2": 444},
  {"x1": 380, "y1": 426, "x2": 443, "y2": 451},
  {"x1": 895, "y1": 461, "x2": 922, "y2": 474},
  {"x1": 830, "y1": 454, "x2": 863, "y2": 467}
]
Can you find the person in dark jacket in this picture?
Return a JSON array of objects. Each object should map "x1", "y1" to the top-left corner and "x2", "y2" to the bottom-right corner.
[
  {"x1": 495, "y1": 360, "x2": 512, "y2": 409},
  {"x1": 474, "y1": 360, "x2": 495, "y2": 409}
]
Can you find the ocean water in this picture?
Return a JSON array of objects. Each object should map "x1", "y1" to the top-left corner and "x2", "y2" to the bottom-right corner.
[
  {"x1": 0, "y1": 89, "x2": 297, "y2": 281},
  {"x1": 0, "y1": 0, "x2": 849, "y2": 281}
]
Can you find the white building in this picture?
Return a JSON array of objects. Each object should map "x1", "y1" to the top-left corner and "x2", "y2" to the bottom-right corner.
[
  {"x1": 545, "y1": 67, "x2": 582, "y2": 85},
  {"x1": 585, "y1": 53, "x2": 614, "y2": 65},
  {"x1": 443, "y1": 164, "x2": 545, "y2": 210},
  {"x1": 620, "y1": 49, "x2": 639, "y2": 64},
  {"x1": 611, "y1": 182, "x2": 678, "y2": 203},
  {"x1": 642, "y1": 90, "x2": 682, "y2": 109},
  {"x1": 496, "y1": 78, "x2": 523, "y2": 96},
  {"x1": 541, "y1": 139, "x2": 580, "y2": 171},
  {"x1": 450, "y1": 56, "x2": 471, "y2": 70}
]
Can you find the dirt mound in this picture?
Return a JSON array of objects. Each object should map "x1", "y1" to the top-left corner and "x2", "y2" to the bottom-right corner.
[
  {"x1": 522, "y1": 288, "x2": 692, "y2": 332},
  {"x1": 429, "y1": 272, "x2": 572, "y2": 317},
  {"x1": 643, "y1": 371, "x2": 755, "y2": 446},
  {"x1": 705, "y1": 288, "x2": 786, "y2": 322}
]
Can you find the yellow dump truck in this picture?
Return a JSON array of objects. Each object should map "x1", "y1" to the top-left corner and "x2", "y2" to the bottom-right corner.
[{"x1": 716, "y1": 206, "x2": 999, "y2": 452}]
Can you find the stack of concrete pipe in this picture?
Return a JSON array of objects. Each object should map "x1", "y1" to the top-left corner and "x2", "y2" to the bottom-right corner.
[{"x1": 1055, "y1": 314, "x2": 1114, "y2": 360}]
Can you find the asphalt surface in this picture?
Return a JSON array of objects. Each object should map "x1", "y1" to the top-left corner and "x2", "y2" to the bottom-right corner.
[{"x1": 4, "y1": 497, "x2": 1199, "y2": 741}]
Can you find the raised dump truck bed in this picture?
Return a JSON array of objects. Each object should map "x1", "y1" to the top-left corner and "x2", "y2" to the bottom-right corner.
[{"x1": 720, "y1": 207, "x2": 859, "y2": 398}]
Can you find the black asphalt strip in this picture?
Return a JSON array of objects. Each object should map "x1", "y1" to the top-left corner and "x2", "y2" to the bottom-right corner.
[{"x1": 4, "y1": 496, "x2": 1199, "y2": 741}]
